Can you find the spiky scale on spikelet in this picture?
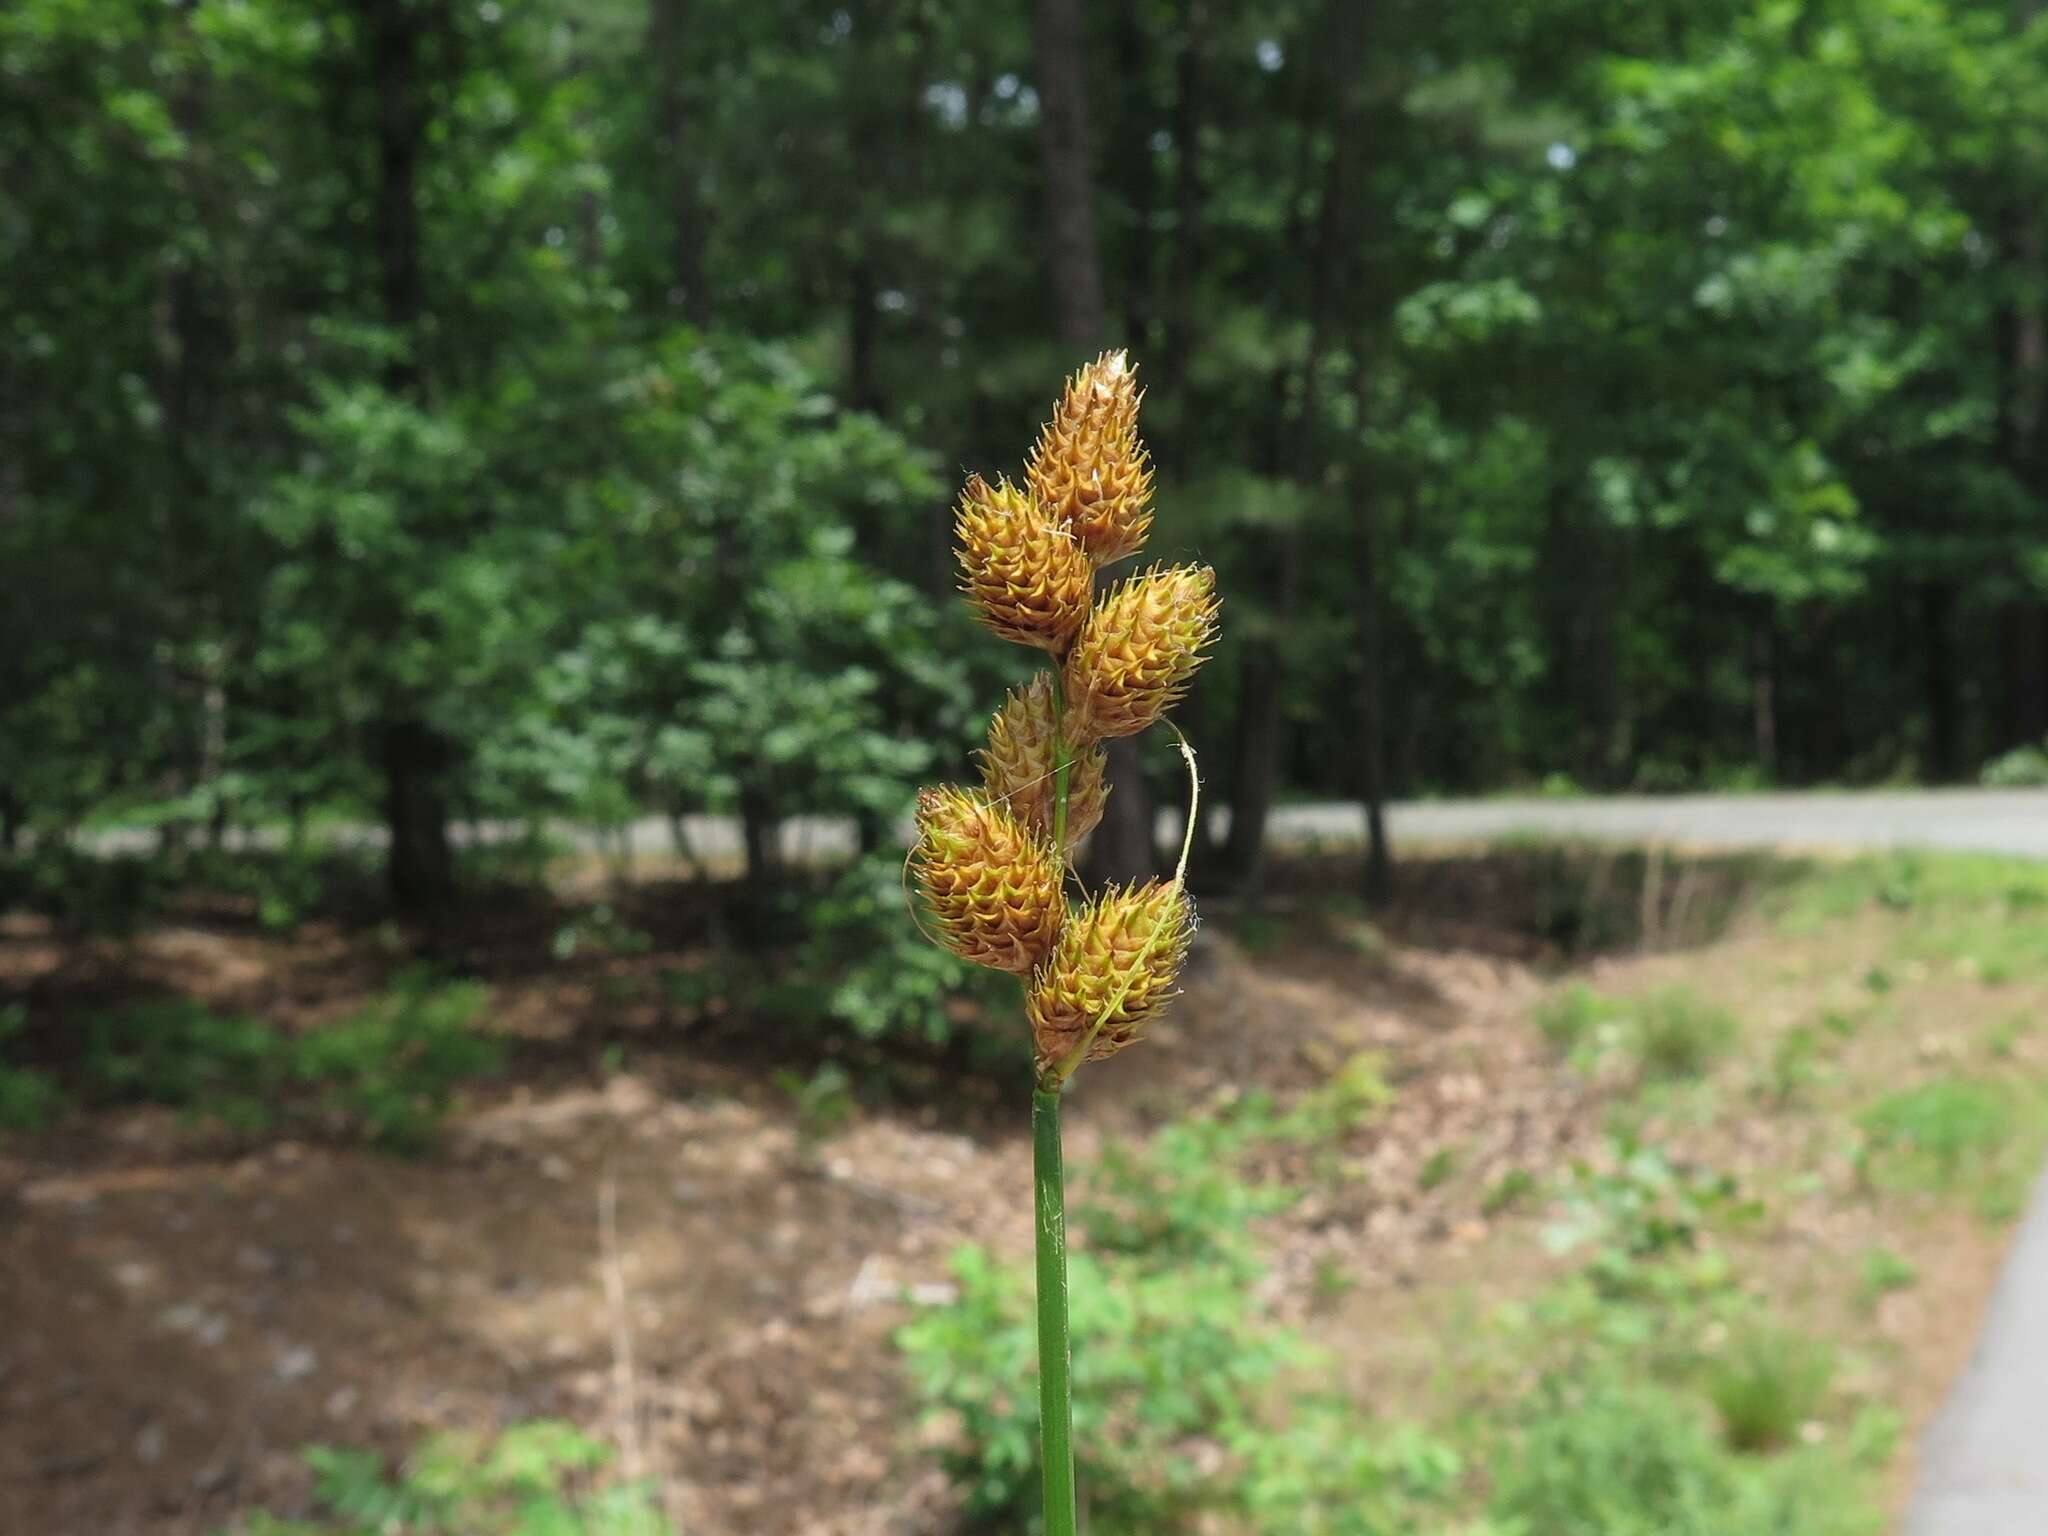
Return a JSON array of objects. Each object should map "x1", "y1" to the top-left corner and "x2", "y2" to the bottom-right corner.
[
  {"x1": 1027, "y1": 880, "x2": 1194, "y2": 1072},
  {"x1": 954, "y1": 474, "x2": 1094, "y2": 653},
  {"x1": 911, "y1": 787, "x2": 1065, "y2": 975},
  {"x1": 979, "y1": 673, "x2": 1107, "y2": 849},
  {"x1": 1026, "y1": 349, "x2": 1155, "y2": 567},
  {"x1": 1062, "y1": 564, "x2": 1219, "y2": 744}
]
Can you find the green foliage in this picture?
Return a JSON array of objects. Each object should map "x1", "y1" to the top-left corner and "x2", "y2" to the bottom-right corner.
[
  {"x1": 774, "y1": 1062, "x2": 855, "y2": 1157},
  {"x1": 1857, "y1": 1247, "x2": 1918, "y2": 1309},
  {"x1": 1536, "y1": 985, "x2": 1739, "y2": 1081},
  {"x1": 1857, "y1": 1077, "x2": 2029, "y2": 1215},
  {"x1": 0, "y1": 1004, "x2": 65, "y2": 1132},
  {"x1": 1488, "y1": 1377, "x2": 1877, "y2": 1536},
  {"x1": 64, "y1": 974, "x2": 496, "y2": 1150},
  {"x1": 1980, "y1": 743, "x2": 2048, "y2": 788},
  {"x1": 1545, "y1": 1141, "x2": 1753, "y2": 1296},
  {"x1": 1631, "y1": 990, "x2": 1742, "y2": 1081},
  {"x1": 776, "y1": 853, "x2": 1011, "y2": 1048},
  {"x1": 1702, "y1": 1326, "x2": 1836, "y2": 1453},
  {"x1": 218, "y1": 1420, "x2": 669, "y2": 1535}
]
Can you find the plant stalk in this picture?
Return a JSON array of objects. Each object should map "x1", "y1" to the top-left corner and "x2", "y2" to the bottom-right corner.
[
  {"x1": 1037, "y1": 664, "x2": 1079, "y2": 1534},
  {"x1": 1032, "y1": 1084, "x2": 1078, "y2": 1535}
]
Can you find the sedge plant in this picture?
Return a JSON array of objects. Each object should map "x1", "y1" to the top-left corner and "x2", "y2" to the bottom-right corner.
[{"x1": 909, "y1": 351, "x2": 1218, "y2": 1534}]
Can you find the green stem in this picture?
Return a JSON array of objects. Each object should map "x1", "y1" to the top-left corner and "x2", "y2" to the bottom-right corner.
[{"x1": 1033, "y1": 1085, "x2": 1078, "y2": 1536}]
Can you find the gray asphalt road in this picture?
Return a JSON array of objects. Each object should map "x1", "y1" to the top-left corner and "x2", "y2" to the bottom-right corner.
[{"x1": 69, "y1": 786, "x2": 2048, "y2": 862}]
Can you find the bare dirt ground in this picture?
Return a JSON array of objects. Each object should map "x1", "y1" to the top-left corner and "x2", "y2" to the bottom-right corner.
[{"x1": 1, "y1": 852, "x2": 2033, "y2": 1534}]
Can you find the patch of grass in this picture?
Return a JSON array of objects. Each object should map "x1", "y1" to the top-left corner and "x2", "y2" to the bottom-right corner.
[
  {"x1": 1857, "y1": 1247, "x2": 1918, "y2": 1309},
  {"x1": 1489, "y1": 1377, "x2": 1877, "y2": 1536},
  {"x1": 1703, "y1": 1325, "x2": 1836, "y2": 1452},
  {"x1": 1536, "y1": 985, "x2": 1739, "y2": 1082},
  {"x1": 1535, "y1": 983, "x2": 1615, "y2": 1058},
  {"x1": 1858, "y1": 1076, "x2": 2042, "y2": 1219},
  {"x1": 1631, "y1": 989, "x2": 1740, "y2": 1081}
]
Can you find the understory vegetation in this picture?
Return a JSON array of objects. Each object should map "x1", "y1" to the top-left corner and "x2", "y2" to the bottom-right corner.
[{"x1": 11, "y1": 840, "x2": 2043, "y2": 1532}]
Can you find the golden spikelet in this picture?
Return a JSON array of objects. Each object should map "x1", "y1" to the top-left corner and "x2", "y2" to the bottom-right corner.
[
  {"x1": 1026, "y1": 349, "x2": 1155, "y2": 567},
  {"x1": 954, "y1": 474, "x2": 1093, "y2": 653},
  {"x1": 1062, "y1": 564, "x2": 1220, "y2": 744},
  {"x1": 911, "y1": 786, "x2": 1065, "y2": 975},
  {"x1": 979, "y1": 674, "x2": 1108, "y2": 849},
  {"x1": 1026, "y1": 880, "x2": 1194, "y2": 1072}
]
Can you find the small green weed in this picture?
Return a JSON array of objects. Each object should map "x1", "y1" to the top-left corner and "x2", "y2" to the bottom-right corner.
[
  {"x1": 1535, "y1": 984, "x2": 1614, "y2": 1058},
  {"x1": 1483, "y1": 1167, "x2": 1540, "y2": 1216},
  {"x1": 1703, "y1": 1324, "x2": 1835, "y2": 1452},
  {"x1": 1761, "y1": 1026, "x2": 1825, "y2": 1107},
  {"x1": 1631, "y1": 989, "x2": 1740, "y2": 1080},
  {"x1": 1418, "y1": 1146, "x2": 1458, "y2": 1192},
  {"x1": 775, "y1": 1061, "x2": 855, "y2": 1158},
  {"x1": 1857, "y1": 1247, "x2": 1917, "y2": 1309}
]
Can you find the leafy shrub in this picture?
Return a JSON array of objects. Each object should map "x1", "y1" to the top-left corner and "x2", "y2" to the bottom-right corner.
[
  {"x1": 0, "y1": 1004, "x2": 64, "y2": 1131},
  {"x1": 1980, "y1": 741, "x2": 2048, "y2": 788},
  {"x1": 1546, "y1": 1141, "x2": 1750, "y2": 1295},
  {"x1": 292, "y1": 975, "x2": 499, "y2": 1150},
  {"x1": 1703, "y1": 1325, "x2": 1835, "y2": 1452},
  {"x1": 70, "y1": 973, "x2": 497, "y2": 1149},
  {"x1": 766, "y1": 853, "x2": 1012, "y2": 1049},
  {"x1": 899, "y1": 1101, "x2": 1456, "y2": 1533},
  {"x1": 218, "y1": 1419, "x2": 669, "y2": 1534}
]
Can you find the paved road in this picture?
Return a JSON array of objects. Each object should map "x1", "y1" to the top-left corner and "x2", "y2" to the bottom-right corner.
[{"x1": 71, "y1": 786, "x2": 2048, "y2": 862}]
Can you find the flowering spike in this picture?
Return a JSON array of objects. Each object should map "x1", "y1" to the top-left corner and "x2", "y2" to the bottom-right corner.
[
  {"x1": 954, "y1": 474, "x2": 1094, "y2": 653},
  {"x1": 1026, "y1": 349, "x2": 1155, "y2": 567},
  {"x1": 911, "y1": 786, "x2": 1065, "y2": 975},
  {"x1": 1062, "y1": 564, "x2": 1219, "y2": 744},
  {"x1": 980, "y1": 673, "x2": 1107, "y2": 849},
  {"x1": 1026, "y1": 881, "x2": 1195, "y2": 1072}
]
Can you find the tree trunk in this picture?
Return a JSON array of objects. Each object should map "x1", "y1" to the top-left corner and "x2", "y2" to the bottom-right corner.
[
  {"x1": 1349, "y1": 351, "x2": 1390, "y2": 901},
  {"x1": 1031, "y1": 0, "x2": 1158, "y2": 884},
  {"x1": 1221, "y1": 0, "x2": 1365, "y2": 895},
  {"x1": 651, "y1": 0, "x2": 712, "y2": 326},
  {"x1": 2002, "y1": 602, "x2": 2048, "y2": 749},
  {"x1": 1750, "y1": 608, "x2": 1778, "y2": 780},
  {"x1": 382, "y1": 719, "x2": 456, "y2": 912},
  {"x1": 1031, "y1": 0, "x2": 1108, "y2": 346},
  {"x1": 738, "y1": 785, "x2": 782, "y2": 890},
  {"x1": 1159, "y1": 3, "x2": 1207, "y2": 413},
  {"x1": 366, "y1": 0, "x2": 456, "y2": 912},
  {"x1": 1921, "y1": 583, "x2": 1960, "y2": 782}
]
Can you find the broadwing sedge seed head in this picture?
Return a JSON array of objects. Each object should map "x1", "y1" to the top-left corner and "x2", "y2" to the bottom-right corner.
[
  {"x1": 979, "y1": 673, "x2": 1107, "y2": 849},
  {"x1": 1027, "y1": 349, "x2": 1155, "y2": 567},
  {"x1": 954, "y1": 473, "x2": 1094, "y2": 653},
  {"x1": 1062, "y1": 564, "x2": 1220, "y2": 744},
  {"x1": 911, "y1": 786, "x2": 1065, "y2": 975},
  {"x1": 1027, "y1": 880, "x2": 1195, "y2": 1071}
]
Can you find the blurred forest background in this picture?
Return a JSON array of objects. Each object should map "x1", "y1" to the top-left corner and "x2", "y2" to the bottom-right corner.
[
  {"x1": 10, "y1": 6, "x2": 2048, "y2": 1534},
  {"x1": 8, "y1": 0, "x2": 2048, "y2": 930}
]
